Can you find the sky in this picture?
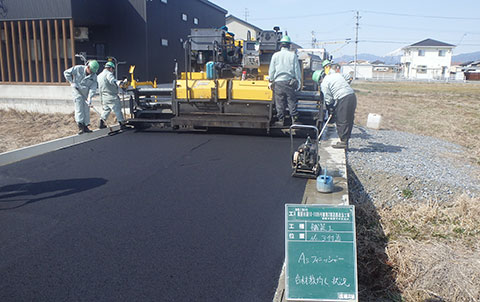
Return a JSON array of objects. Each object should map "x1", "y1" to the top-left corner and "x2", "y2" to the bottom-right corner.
[{"x1": 209, "y1": 0, "x2": 480, "y2": 58}]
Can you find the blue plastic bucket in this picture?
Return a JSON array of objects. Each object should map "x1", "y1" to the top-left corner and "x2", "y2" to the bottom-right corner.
[{"x1": 316, "y1": 174, "x2": 333, "y2": 193}]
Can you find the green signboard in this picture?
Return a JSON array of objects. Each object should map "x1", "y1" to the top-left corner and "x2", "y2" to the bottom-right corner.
[{"x1": 285, "y1": 204, "x2": 358, "y2": 301}]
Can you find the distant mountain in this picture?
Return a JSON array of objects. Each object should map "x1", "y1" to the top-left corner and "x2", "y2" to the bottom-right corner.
[
  {"x1": 333, "y1": 53, "x2": 401, "y2": 64},
  {"x1": 333, "y1": 51, "x2": 480, "y2": 65},
  {"x1": 452, "y1": 51, "x2": 480, "y2": 63}
]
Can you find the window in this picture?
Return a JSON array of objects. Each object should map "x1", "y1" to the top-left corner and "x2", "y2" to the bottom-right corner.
[
  {"x1": 417, "y1": 65, "x2": 427, "y2": 74},
  {"x1": 161, "y1": 39, "x2": 168, "y2": 47},
  {"x1": 161, "y1": 0, "x2": 167, "y2": 3},
  {"x1": 182, "y1": 13, "x2": 187, "y2": 21},
  {"x1": 438, "y1": 50, "x2": 446, "y2": 57},
  {"x1": 418, "y1": 50, "x2": 425, "y2": 56},
  {"x1": 193, "y1": 17, "x2": 199, "y2": 25}
]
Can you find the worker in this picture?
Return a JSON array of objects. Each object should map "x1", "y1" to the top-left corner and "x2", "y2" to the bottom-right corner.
[
  {"x1": 319, "y1": 60, "x2": 357, "y2": 149},
  {"x1": 97, "y1": 61, "x2": 126, "y2": 129},
  {"x1": 64, "y1": 60, "x2": 99, "y2": 134},
  {"x1": 268, "y1": 35, "x2": 302, "y2": 126}
]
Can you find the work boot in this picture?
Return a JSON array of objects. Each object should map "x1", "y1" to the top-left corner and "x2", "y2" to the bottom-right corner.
[
  {"x1": 119, "y1": 121, "x2": 127, "y2": 130},
  {"x1": 292, "y1": 116, "x2": 302, "y2": 125},
  {"x1": 77, "y1": 123, "x2": 85, "y2": 135},
  {"x1": 83, "y1": 124, "x2": 93, "y2": 133},
  {"x1": 98, "y1": 119, "x2": 107, "y2": 129},
  {"x1": 274, "y1": 118, "x2": 285, "y2": 127},
  {"x1": 332, "y1": 140, "x2": 348, "y2": 149}
]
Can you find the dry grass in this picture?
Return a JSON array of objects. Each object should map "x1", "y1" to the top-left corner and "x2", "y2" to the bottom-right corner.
[
  {"x1": 354, "y1": 194, "x2": 480, "y2": 302},
  {"x1": 382, "y1": 196, "x2": 480, "y2": 302},
  {"x1": 351, "y1": 81, "x2": 480, "y2": 301}
]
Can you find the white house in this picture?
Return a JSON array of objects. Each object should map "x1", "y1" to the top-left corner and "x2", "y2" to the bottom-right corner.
[
  {"x1": 342, "y1": 61, "x2": 373, "y2": 79},
  {"x1": 401, "y1": 39, "x2": 455, "y2": 80},
  {"x1": 225, "y1": 15, "x2": 262, "y2": 41}
]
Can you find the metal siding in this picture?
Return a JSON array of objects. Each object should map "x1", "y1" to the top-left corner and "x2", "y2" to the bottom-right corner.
[
  {"x1": 71, "y1": 0, "x2": 109, "y2": 26},
  {"x1": 107, "y1": 0, "x2": 147, "y2": 81},
  {"x1": 73, "y1": 0, "x2": 147, "y2": 81},
  {"x1": 145, "y1": 0, "x2": 226, "y2": 82},
  {"x1": 0, "y1": 0, "x2": 72, "y2": 21}
]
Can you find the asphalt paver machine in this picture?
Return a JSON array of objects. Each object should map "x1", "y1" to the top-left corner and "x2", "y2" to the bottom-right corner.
[
  {"x1": 127, "y1": 27, "x2": 326, "y2": 132},
  {"x1": 171, "y1": 27, "x2": 325, "y2": 132}
]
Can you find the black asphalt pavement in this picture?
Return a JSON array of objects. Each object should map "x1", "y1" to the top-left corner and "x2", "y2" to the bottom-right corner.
[{"x1": 0, "y1": 130, "x2": 306, "y2": 301}]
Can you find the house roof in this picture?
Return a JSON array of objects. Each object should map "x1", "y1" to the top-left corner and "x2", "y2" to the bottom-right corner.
[
  {"x1": 226, "y1": 15, "x2": 263, "y2": 32},
  {"x1": 406, "y1": 38, "x2": 455, "y2": 48},
  {"x1": 199, "y1": 0, "x2": 228, "y2": 14}
]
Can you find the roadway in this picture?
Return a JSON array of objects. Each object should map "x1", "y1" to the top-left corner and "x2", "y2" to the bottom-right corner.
[{"x1": 0, "y1": 130, "x2": 306, "y2": 301}]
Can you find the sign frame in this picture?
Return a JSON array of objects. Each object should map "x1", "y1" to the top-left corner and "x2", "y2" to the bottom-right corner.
[{"x1": 285, "y1": 204, "x2": 358, "y2": 302}]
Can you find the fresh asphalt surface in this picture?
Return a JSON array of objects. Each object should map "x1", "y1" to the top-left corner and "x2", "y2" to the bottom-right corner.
[{"x1": 0, "y1": 129, "x2": 306, "y2": 301}]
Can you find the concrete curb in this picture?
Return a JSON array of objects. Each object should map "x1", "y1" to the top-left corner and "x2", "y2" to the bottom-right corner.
[
  {"x1": 273, "y1": 124, "x2": 349, "y2": 302},
  {"x1": 0, "y1": 125, "x2": 120, "y2": 167}
]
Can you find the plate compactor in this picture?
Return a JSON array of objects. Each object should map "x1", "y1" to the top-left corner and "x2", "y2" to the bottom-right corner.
[{"x1": 290, "y1": 115, "x2": 332, "y2": 178}]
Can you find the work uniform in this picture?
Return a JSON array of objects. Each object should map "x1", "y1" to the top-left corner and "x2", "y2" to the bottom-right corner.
[
  {"x1": 320, "y1": 70, "x2": 357, "y2": 143},
  {"x1": 63, "y1": 65, "x2": 97, "y2": 127},
  {"x1": 268, "y1": 47, "x2": 302, "y2": 121},
  {"x1": 97, "y1": 68, "x2": 124, "y2": 123}
]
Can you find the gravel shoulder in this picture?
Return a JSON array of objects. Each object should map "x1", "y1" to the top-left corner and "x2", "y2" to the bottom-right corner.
[{"x1": 348, "y1": 125, "x2": 480, "y2": 206}]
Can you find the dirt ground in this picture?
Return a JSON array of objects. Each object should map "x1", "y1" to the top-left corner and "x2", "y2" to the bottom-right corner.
[
  {"x1": 1, "y1": 81, "x2": 480, "y2": 301},
  {"x1": 0, "y1": 109, "x2": 119, "y2": 153}
]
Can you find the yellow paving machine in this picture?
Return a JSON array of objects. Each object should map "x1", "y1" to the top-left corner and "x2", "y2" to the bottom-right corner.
[{"x1": 127, "y1": 27, "x2": 328, "y2": 132}]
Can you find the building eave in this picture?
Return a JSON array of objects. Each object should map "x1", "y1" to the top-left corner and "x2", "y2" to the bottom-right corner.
[
  {"x1": 226, "y1": 15, "x2": 263, "y2": 32},
  {"x1": 198, "y1": 0, "x2": 228, "y2": 14},
  {"x1": 402, "y1": 45, "x2": 455, "y2": 50}
]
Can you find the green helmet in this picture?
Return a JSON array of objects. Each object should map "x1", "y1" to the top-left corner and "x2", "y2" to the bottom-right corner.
[
  {"x1": 312, "y1": 70, "x2": 325, "y2": 83},
  {"x1": 105, "y1": 61, "x2": 115, "y2": 69},
  {"x1": 280, "y1": 35, "x2": 291, "y2": 44},
  {"x1": 88, "y1": 60, "x2": 99, "y2": 73},
  {"x1": 322, "y1": 60, "x2": 332, "y2": 68}
]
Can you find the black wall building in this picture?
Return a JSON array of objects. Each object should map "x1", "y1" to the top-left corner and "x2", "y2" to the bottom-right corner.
[{"x1": 0, "y1": 0, "x2": 227, "y2": 84}]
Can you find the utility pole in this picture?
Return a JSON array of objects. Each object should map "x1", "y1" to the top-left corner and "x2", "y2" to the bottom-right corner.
[
  {"x1": 244, "y1": 8, "x2": 249, "y2": 21},
  {"x1": 354, "y1": 11, "x2": 360, "y2": 79},
  {"x1": 311, "y1": 31, "x2": 316, "y2": 48}
]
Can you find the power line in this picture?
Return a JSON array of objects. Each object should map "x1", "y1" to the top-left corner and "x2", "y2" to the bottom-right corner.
[
  {"x1": 358, "y1": 39, "x2": 480, "y2": 46},
  {"x1": 359, "y1": 40, "x2": 412, "y2": 44},
  {"x1": 249, "y1": 10, "x2": 353, "y2": 21},
  {"x1": 363, "y1": 23, "x2": 480, "y2": 35},
  {"x1": 362, "y1": 10, "x2": 480, "y2": 20}
]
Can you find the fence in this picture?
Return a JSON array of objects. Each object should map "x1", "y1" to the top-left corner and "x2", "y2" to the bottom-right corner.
[{"x1": 0, "y1": 18, "x2": 75, "y2": 84}]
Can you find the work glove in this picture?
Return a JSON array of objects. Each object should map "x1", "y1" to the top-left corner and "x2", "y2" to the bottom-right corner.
[
  {"x1": 86, "y1": 98, "x2": 92, "y2": 106},
  {"x1": 327, "y1": 106, "x2": 335, "y2": 116},
  {"x1": 268, "y1": 82, "x2": 273, "y2": 90},
  {"x1": 326, "y1": 102, "x2": 336, "y2": 116},
  {"x1": 71, "y1": 83, "x2": 78, "y2": 89},
  {"x1": 288, "y1": 78, "x2": 298, "y2": 89}
]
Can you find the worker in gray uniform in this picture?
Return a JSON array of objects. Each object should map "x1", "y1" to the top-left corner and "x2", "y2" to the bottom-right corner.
[
  {"x1": 268, "y1": 35, "x2": 302, "y2": 126},
  {"x1": 64, "y1": 60, "x2": 99, "y2": 134},
  {"x1": 97, "y1": 61, "x2": 126, "y2": 129},
  {"x1": 320, "y1": 60, "x2": 357, "y2": 149}
]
